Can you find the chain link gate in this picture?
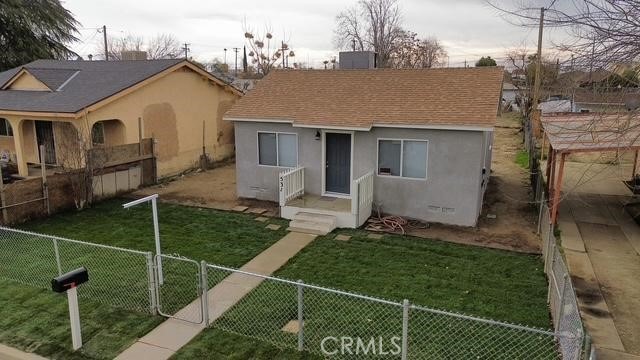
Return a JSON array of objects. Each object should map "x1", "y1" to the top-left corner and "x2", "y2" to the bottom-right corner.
[{"x1": 154, "y1": 254, "x2": 204, "y2": 324}]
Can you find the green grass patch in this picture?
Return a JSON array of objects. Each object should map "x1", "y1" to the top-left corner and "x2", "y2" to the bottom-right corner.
[
  {"x1": 19, "y1": 198, "x2": 289, "y2": 267},
  {"x1": 176, "y1": 230, "x2": 553, "y2": 359},
  {"x1": 515, "y1": 150, "x2": 530, "y2": 169},
  {"x1": 0, "y1": 279, "x2": 163, "y2": 360},
  {"x1": 0, "y1": 199, "x2": 290, "y2": 359}
]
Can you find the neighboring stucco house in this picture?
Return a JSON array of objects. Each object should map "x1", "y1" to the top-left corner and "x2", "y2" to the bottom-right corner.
[
  {"x1": 0, "y1": 59, "x2": 242, "y2": 178},
  {"x1": 224, "y1": 67, "x2": 503, "y2": 229}
]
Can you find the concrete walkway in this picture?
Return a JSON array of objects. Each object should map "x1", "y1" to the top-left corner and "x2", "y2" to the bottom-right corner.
[
  {"x1": 115, "y1": 231, "x2": 316, "y2": 360},
  {"x1": 0, "y1": 344, "x2": 48, "y2": 360},
  {"x1": 558, "y1": 192, "x2": 640, "y2": 359}
]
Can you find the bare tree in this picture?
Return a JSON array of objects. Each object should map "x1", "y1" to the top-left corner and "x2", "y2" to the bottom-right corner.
[
  {"x1": 489, "y1": 0, "x2": 640, "y2": 69},
  {"x1": 55, "y1": 123, "x2": 95, "y2": 210},
  {"x1": 505, "y1": 47, "x2": 562, "y2": 116},
  {"x1": 334, "y1": 0, "x2": 403, "y2": 67},
  {"x1": 390, "y1": 31, "x2": 447, "y2": 69},
  {"x1": 243, "y1": 22, "x2": 293, "y2": 75},
  {"x1": 146, "y1": 33, "x2": 182, "y2": 59},
  {"x1": 97, "y1": 33, "x2": 181, "y2": 60}
]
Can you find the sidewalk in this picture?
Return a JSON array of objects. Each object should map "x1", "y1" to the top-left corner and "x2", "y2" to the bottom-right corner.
[
  {"x1": 115, "y1": 231, "x2": 316, "y2": 360},
  {"x1": 0, "y1": 344, "x2": 48, "y2": 360}
]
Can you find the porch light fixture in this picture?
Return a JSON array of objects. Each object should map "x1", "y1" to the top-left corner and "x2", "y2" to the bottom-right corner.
[{"x1": 315, "y1": 130, "x2": 321, "y2": 140}]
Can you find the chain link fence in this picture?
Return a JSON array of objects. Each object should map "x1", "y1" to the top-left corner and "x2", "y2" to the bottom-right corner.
[
  {"x1": 0, "y1": 221, "x2": 588, "y2": 359},
  {"x1": 0, "y1": 226, "x2": 156, "y2": 314},
  {"x1": 538, "y1": 193, "x2": 590, "y2": 360},
  {"x1": 205, "y1": 263, "x2": 575, "y2": 359}
]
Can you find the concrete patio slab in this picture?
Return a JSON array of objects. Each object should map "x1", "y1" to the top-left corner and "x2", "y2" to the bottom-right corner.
[{"x1": 578, "y1": 222, "x2": 640, "y2": 355}]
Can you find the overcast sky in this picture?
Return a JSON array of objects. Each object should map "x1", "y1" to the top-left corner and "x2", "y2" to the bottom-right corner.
[{"x1": 64, "y1": 0, "x2": 559, "y2": 68}]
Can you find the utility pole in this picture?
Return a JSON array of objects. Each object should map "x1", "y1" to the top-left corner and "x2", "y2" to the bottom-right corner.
[
  {"x1": 182, "y1": 43, "x2": 190, "y2": 59},
  {"x1": 223, "y1": 48, "x2": 227, "y2": 66},
  {"x1": 102, "y1": 25, "x2": 108, "y2": 61},
  {"x1": 233, "y1": 47, "x2": 240, "y2": 75},
  {"x1": 281, "y1": 41, "x2": 286, "y2": 68},
  {"x1": 532, "y1": 7, "x2": 545, "y2": 115}
]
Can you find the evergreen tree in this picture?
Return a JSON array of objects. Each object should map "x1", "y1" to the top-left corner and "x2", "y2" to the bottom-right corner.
[{"x1": 0, "y1": 0, "x2": 79, "y2": 71}]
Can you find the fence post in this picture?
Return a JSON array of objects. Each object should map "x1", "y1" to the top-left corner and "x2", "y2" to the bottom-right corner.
[
  {"x1": 39, "y1": 145, "x2": 50, "y2": 215},
  {"x1": 556, "y1": 274, "x2": 568, "y2": 332},
  {"x1": 145, "y1": 252, "x2": 158, "y2": 315},
  {"x1": 537, "y1": 190, "x2": 545, "y2": 235},
  {"x1": 0, "y1": 166, "x2": 7, "y2": 224},
  {"x1": 402, "y1": 299, "x2": 409, "y2": 360},
  {"x1": 52, "y1": 239, "x2": 62, "y2": 276},
  {"x1": 201, "y1": 261, "x2": 209, "y2": 326},
  {"x1": 547, "y1": 242, "x2": 556, "y2": 304},
  {"x1": 297, "y1": 280, "x2": 304, "y2": 351}
]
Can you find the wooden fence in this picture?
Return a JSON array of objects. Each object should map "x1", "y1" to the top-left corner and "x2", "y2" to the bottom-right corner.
[{"x1": 0, "y1": 138, "x2": 156, "y2": 225}]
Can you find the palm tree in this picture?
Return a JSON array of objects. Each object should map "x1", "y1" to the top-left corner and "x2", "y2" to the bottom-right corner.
[{"x1": 0, "y1": 0, "x2": 79, "y2": 71}]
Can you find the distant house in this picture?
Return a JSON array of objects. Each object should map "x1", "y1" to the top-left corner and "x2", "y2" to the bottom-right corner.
[
  {"x1": 224, "y1": 67, "x2": 503, "y2": 229},
  {"x1": 0, "y1": 59, "x2": 242, "y2": 178},
  {"x1": 502, "y1": 82, "x2": 523, "y2": 112},
  {"x1": 572, "y1": 88, "x2": 628, "y2": 113}
]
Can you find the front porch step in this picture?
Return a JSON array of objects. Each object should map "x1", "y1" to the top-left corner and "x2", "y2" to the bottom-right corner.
[{"x1": 287, "y1": 212, "x2": 337, "y2": 235}]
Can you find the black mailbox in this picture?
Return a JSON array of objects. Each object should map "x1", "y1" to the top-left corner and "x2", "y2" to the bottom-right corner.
[{"x1": 51, "y1": 267, "x2": 89, "y2": 293}]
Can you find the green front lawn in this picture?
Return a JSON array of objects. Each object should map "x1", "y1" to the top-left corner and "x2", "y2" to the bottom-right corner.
[
  {"x1": 175, "y1": 230, "x2": 553, "y2": 359},
  {"x1": 1, "y1": 199, "x2": 552, "y2": 359},
  {"x1": 0, "y1": 199, "x2": 289, "y2": 359},
  {"x1": 0, "y1": 278, "x2": 163, "y2": 360},
  {"x1": 20, "y1": 198, "x2": 289, "y2": 267}
]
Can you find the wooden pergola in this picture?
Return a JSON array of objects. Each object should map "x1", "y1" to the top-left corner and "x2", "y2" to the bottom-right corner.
[{"x1": 542, "y1": 112, "x2": 640, "y2": 224}]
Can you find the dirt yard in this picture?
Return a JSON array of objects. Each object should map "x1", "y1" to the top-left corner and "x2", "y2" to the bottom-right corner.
[
  {"x1": 133, "y1": 163, "x2": 279, "y2": 216},
  {"x1": 408, "y1": 113, "x2": 541, "y2": 253}
]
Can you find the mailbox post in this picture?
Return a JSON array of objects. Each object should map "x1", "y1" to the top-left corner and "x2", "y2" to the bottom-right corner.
[
  {"x1": 122, "y1": 194, "x2": 163, "y2": 285},
  {"x1": 51, "y1": 267, "x2": 89, "y2": 350}
]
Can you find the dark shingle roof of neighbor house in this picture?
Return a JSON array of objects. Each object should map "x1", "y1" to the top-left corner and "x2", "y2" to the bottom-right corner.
[
  {"x1": 0, "y1": 59, "x2": 194, "y2": 113},
  {"x1": 224, "y1": 67, "x2": 504, "y2": 129}
]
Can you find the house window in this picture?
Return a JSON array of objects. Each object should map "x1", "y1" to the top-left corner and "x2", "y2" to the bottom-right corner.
[
  {"x1": 258, "y1": 132, "x2": 297, "y2": 167},
  {"x1": 92, "y1": 122, "x2": 105, "y2": 145},
  {"x1": 0, "y1": 118, "x2": 13, "y2": 137},
  {"x1": 377, "y1": 139, "x2": 427, "y2": 179}
]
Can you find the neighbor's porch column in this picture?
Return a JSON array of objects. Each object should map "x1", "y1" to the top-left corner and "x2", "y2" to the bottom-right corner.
[{"x1": 7, "y1": 117, "x2": 29, "y2": 177}]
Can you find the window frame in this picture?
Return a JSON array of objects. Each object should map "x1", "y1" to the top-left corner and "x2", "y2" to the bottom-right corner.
[
  {"x1": 376, "y1": 138, "x2": 428, "y2": 180},
  {"x1": 0, "y1": 118, "x2": 13, "y2": 137},
  {"x1": 256, "y1": 131, "x2": 298, "y2": 168}
]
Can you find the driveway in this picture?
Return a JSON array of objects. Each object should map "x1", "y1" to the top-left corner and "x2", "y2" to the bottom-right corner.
[{"x1": 555, "y1": 161, "x2": 640, "y2": 358}]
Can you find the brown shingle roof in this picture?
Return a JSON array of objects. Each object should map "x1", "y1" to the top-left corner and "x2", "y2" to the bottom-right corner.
[{"x1": 224, "y1": 67, "x2": 503, "y2": 129}]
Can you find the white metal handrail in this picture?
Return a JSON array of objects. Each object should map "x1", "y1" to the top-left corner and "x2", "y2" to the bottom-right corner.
[
  {"x1": 279, "y1": 166, "x2": 305, "y2": 206},
  {"x1": 351, "y1": 171, "x2": 374, "y2": 226}
]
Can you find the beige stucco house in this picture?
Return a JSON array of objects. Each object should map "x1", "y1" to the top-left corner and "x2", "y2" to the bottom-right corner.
[{"x1": 0, "y1": 59, "x2": 242, "y2": 178}]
